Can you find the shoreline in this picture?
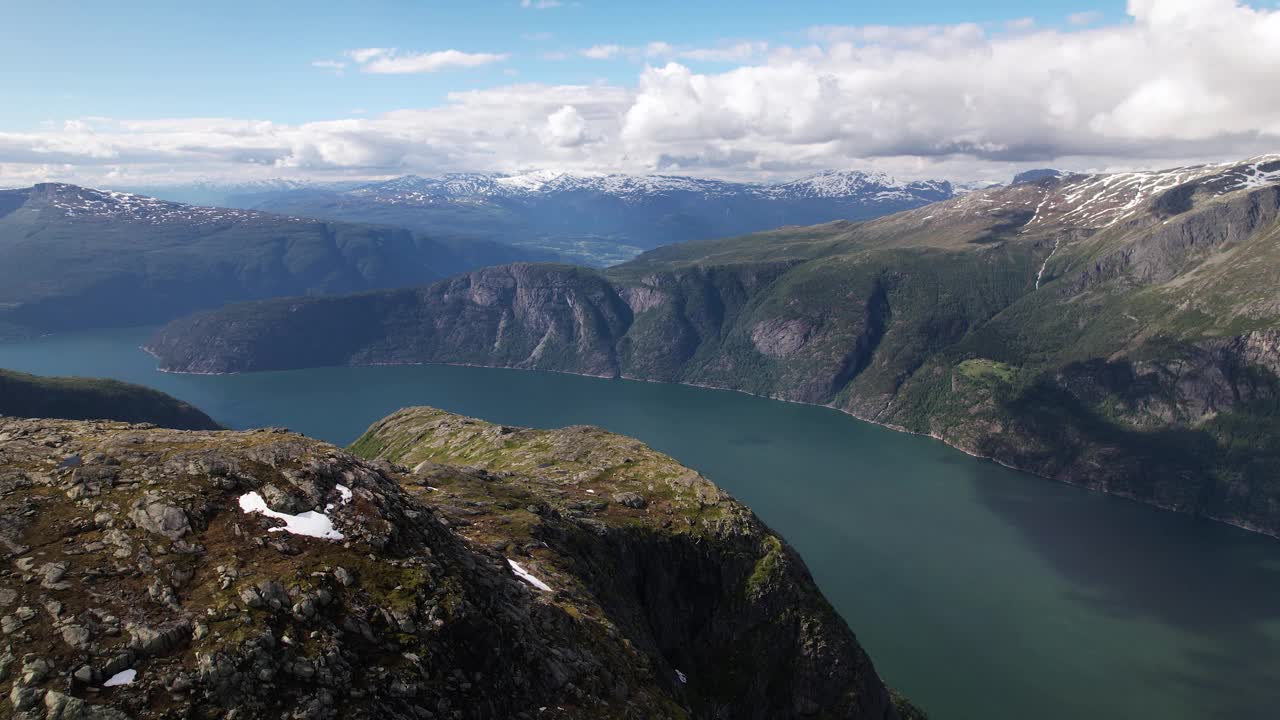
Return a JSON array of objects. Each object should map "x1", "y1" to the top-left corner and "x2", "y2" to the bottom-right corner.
[{"x1": 147, "y1": 352, "x2": 1280, "y2": 542}]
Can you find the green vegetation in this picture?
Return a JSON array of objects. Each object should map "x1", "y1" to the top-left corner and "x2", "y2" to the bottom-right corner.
[
  {"x1": 956, "y1": 359, "x2": 1019, "y2": 385},
  {"x1": 0, "y1": 368, "x2": 219, "y2": 429},
  {"x1": 746, "y1": 535, "x2": 784, "y2": 596}
]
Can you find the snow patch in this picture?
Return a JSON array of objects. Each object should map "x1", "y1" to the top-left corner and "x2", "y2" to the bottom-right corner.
[
  {"x1": 238, "y1": 491, "x2": 344, "y2": 540},
  {"x1": 104, "y1": 669, "x2": 136, "y2": 687},
  {"x1": 675, "y1": 669, "x2": 688, "y2": 684},
  {"x1": 507, "y1": 559, "x2": 552, "y2": 592}
]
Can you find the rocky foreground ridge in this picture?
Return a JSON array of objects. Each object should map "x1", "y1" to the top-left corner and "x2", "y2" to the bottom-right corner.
[
  {"x1": 147, "y1": 156, "x2": 1280, "y2": 537},
  {"x1": 0, "y1": 408, "x2": 918, "y2": 719}
]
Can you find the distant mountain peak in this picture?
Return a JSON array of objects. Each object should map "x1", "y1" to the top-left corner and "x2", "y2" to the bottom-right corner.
[
  {"x1": 19, "y1": 182, "x2": 298, "y2": 226},
  {"x1": 1011, "y1": 169, "x2": 1063, "y2": 185}
]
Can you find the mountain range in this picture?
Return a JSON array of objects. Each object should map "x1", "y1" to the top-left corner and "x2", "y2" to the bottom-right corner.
[
  {"x1": 145, "y1": 155, "x2": 1280, "y2": 537},
  {"x1": 152, "y1": 170, "x2": 956, "y2": 266},
  {"x1": 0, "y1": 183, "x2": 546, "y2": 335}
]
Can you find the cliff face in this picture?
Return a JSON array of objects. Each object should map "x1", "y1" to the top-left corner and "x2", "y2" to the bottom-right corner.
[
  {"x1": 146, "y1": 159, "x2": 1280, "y2": 536},
  {"x1": 0, "y1": 411, "x2": 914, "y2": 720}
]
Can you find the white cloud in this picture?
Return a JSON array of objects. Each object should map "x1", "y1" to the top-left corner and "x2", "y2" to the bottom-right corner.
[
  {"x1": 677, "y1": 41, "x2": 769, "y2": 62},
  {"x1": 3, "y1": 0, "x2": 1279, "y2": 186},
  {"x1": 345, "y1": 48, "x2": 508, "y2": 74},
  {"x1": 521, "y1": 0, "x2": 562, "y2": 8},
  {"x1": 581, "y1": 44, "x2": 623, "y2": 59},
  {"x1": 580, "y1": 40, "x2": 769, "y2": 63},
  {"x1": 546, "y1": 105, "x2": 591, "y2": 146},
  {"x1": 311, "y1": 59, "x2": 347, "y2": 73},
  {"x1": 347, "y1": 48, "x2": 389, "y2": 64}
]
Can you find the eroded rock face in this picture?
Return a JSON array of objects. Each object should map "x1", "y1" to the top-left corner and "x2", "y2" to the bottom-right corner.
[{"x1": 0, "y1": 413, "x2": 915, "y2": 720}]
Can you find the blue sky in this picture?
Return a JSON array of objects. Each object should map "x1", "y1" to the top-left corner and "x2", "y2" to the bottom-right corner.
[
  {"x1": 0, "y1": 0, "x2": 1276, "y2": 186},
  {"x1": 2, "y1": 0, "x2": 1127, "y2": 128}
]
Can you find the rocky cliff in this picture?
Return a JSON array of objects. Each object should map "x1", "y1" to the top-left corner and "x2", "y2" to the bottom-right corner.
[
  {"x1": 0, "y1": 409, "x2": 919, "y2": 719},
  {"x1": 146, "y1": 157, "x2": 1280, "y2": 537}
]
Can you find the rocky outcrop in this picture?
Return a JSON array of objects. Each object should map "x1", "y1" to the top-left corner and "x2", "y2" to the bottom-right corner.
[{"x1": 0, "y1": 412, "x2": 917, "y2": 719}]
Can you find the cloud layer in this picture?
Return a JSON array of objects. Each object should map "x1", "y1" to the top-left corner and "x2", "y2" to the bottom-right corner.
[
  {"x1": 4, "y1": 0, "x2": 1278, "y2": 186},
  {"x1": 345, "y1": 48, "x2": 509, "y2": 74}
]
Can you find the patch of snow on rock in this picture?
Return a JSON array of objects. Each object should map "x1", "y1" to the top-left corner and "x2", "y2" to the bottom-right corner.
[
  {"x1": 238, "y1": 491, "x2": 344, "y2": 540},
  {"x1": 507, "y1": 559, "x2": 552, "y2": 592},
  {"x1": 104, "y1": 669, "x2": 136, "y2": 687}
]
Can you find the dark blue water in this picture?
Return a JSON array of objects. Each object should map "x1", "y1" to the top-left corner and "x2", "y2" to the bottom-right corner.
[{"x1": 4, "y1": 327, "x2": 1280, "y2": 720}]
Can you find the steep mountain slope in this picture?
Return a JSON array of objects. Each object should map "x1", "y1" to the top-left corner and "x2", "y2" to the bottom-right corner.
[
  {"x1": 244, "y1": 170, "x2": 954, "y2": 266},
  {"x1": 0, "y1": 184, "x2": 544, "y2": 334},
  {"x1": 0, "y1": 369, "x2": 219, "y2": 430},
  {"x1": 147, "y1": 156, "x2": 1280, "y2": 536},
  {"x1": 0, "y1": 410, "x2": 918, "y2": 719}
]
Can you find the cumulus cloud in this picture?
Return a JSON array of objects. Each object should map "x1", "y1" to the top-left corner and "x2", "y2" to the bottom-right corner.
[
  {"x1": 345, "y1": 48, "x2": 508, "y2": 74},
  {"x1": 545, "y1": 105, "x2": 592, "y2": 146},
  {"x1": 4, "y1": 0, "x2": 1279, "y2": 186}
]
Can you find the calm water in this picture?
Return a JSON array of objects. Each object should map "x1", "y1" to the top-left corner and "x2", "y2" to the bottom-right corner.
[{"x1": 4, "y1": 328, "x2": 1280, "y2": 719}]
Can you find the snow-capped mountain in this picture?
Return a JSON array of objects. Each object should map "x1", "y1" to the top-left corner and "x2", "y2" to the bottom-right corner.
[
  {"x1": 906, "y1": 156, "x2": 1280, "y2": 241},
  {"x1": 20, "y1": 183, "x2": 308, "y2": 227},
  {"x1": 344, "y1": 169, "x2": 952, "y2": 205},
  {"x1": 123, "y1": 169, "x2": 957, "y2": 266}
]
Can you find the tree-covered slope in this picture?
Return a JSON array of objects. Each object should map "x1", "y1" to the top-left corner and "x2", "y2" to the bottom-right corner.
[
  {"x1": 147, "y1": 156, "x2": 1280, "y2": 535},
  {"x1": 0, "y1": 183, "x2": 545, "y2": 334},
  {"x1": 0, "y1": 369, "x2": 219, "y2": 429}
]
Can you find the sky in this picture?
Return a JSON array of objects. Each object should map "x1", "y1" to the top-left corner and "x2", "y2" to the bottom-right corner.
[{"x1": 1, "y1": 0, "x2": 1278, "y2": 187}]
